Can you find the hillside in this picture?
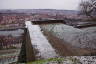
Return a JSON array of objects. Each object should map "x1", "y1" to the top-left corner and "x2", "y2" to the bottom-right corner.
[{"x1": 0, "y1": 9, "x2": 78, "y2": 15}]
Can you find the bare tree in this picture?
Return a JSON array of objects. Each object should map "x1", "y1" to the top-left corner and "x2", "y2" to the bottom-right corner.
[{"x1": 79, "y1": 0, "x2": 96, "y2": 17}]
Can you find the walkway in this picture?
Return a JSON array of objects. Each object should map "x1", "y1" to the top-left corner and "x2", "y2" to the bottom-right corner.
[{"x1": 25, "y1": 21, "x2": 59, "y2": 60}]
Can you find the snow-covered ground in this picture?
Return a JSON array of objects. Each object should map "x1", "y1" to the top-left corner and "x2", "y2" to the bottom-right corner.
[{"x1": 40, "y1": 24, "x2": 96, "y2": 49}]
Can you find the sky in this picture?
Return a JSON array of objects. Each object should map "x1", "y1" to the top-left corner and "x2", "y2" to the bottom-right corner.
[{"x1": 0, "y1": 0, "x2": 81, "y2": 10}]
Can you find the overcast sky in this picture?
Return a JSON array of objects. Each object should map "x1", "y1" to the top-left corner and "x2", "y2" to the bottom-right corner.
[{"x1": 0, "y1": 0, "x2": 81, "y2": 10}]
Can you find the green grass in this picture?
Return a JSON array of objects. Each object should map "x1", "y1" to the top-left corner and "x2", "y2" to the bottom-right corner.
[{"x1": 27, "y1": 58, "x2": 65, "y2": 64}]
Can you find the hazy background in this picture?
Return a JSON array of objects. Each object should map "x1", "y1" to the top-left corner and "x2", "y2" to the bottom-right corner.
[{"x1": 0, "y1": 0, "x2": 80, "y2": 10}]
